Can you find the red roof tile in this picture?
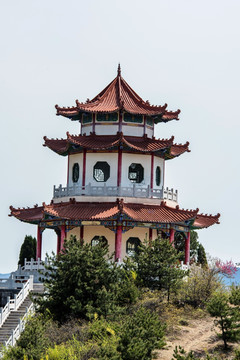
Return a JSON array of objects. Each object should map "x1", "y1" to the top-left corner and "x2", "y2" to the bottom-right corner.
[
  {"x1": 169, "y1": 142, "x2": 191, "y2": 158},
  {"x1": 44, "y1": 201, "x2": 119, "y2": 220},
  {"x1": 55, "y1": 65, "x2": 180, "y2": 121},
  {"x1": 10, "y1": 200, "x2": 219, "y2": 229},
  {"x1": 123, "y1": 202, "x2": 198, "y2": 223},
  {"x1": 193, "y1": 213, "x2": 220, "y2": 229},
  {"x1": 9, "y1": 205, "x2": 43, "y2": 223},
  {"x1": 43, "y1": 133, "x2": 189, "y2": 159}
]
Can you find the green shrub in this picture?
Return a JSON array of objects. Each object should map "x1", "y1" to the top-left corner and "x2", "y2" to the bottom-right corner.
[
  {"x1": 44, "y1": 339, "x2": 98, "y2": 360},
  {"x1": 133, "y1": 238, "x2": 186, "y2": 302},
  {"x1": 176, "y1": 265, "x2": 221, "y2": 308},
  {"x1": 2, "y1": 314, "x2": 50, "y2": 360},
  {"x1": 207, "y1": 289, "x2": 240, "y2": 349},
  {"x1": 118, "y1": 306, "x2": 165, "y2": 360}
]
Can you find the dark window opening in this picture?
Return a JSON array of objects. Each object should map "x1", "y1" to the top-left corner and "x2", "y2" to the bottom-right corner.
[
  {"x1": 146, "y1": 116, "x2": 153, "y2": 126},
  {"x1": 124, "y1": 113, "x2": 143, "y2": 124},
  {"x1": 72, "y1": 163, "x2": 79, "y2": 183},
  {"x1": 97, "y1": 113, "x2": 118, "y2": 122},
  {"x1": 82, "y1": 113, "x2": 92, "y2": 124},
  {"x1": 91, "y1": 236, "x2": 108, "y2": 247},
  {"x1": 128, "y1": 163, "x2": 144, "y2": 183},
  {"x1": 126, "y1": 237, "x2": 141, "y2": 256},
  {"x1": 93, "y1": 161, "x2": 110, "y2": 182},
  {"x1": 155, "y1": 166, "x2": 161, "y2": 186}
]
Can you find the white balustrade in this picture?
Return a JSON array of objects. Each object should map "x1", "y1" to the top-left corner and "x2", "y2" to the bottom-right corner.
[
  {"x1": 0, "y1": 276, "x2": 33, "y2": 328},
  {"x1": 53, "y1": 183, "x2": 178, "y2": 202},
  {"x1": 180, "y1": 261, "x2": 190, "y2": 271},
  {"x1": 23, "y1": 258, "x2": 46, "y2": 271},
  {"x1": 3, "y1": 303, "x2": 34, "y2": 351}
]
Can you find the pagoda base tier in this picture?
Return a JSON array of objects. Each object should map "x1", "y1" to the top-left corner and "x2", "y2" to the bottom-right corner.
[
  {"x1": 36, "y1": 223, "x2": 190, "y2": 263},
  {"x1": 10, "y1": 199, "x2": 220, "y2": 264}
]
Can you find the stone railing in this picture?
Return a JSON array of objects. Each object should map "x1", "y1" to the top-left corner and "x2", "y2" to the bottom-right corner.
[
  {"x1": 53, "y1": 183, "x2": 178, "y2": 202},
  {"x1": 3, "y1": 302, "x2": 34, "y2": 351},
  {"x1": 180, "y1": 261, "x2": 190, "y2": 271},
  {"x1": 0, "y1": 276, "x2": 33, "y2": 328},
  {"x1": 22, "y1": 258, "x2": 47, "y2": 271}
]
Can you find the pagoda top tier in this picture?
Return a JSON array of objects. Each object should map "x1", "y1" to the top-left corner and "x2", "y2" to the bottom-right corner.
[{"x1": 56, "y1": 64, "x2": 180, "y2": 120}]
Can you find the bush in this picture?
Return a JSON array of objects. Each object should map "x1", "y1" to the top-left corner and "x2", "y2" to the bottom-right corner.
[
  {"x1": 44, "y1": 338, "x2": 98, "y2": 360},
  {"x1": 118, "y1": 307, "x2": 165, "y2": 360},
  {"x1": 2, "y1": 314, "x2": 50, "y2": 360},
  {"x1": 37, "y1": 236, "x2": 138, "y2": 322},
  {"x1": 207, "y1": 290, "x2": 240, "y2": 349},
  {"x1": 176, "y1": 265, "x2": 221, "y2": 308},
  {"x1": 133, "y1": 238, "x2": 186, "y2": 302}
]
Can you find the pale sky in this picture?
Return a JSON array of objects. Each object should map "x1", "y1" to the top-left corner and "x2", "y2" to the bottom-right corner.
[{"x1": 0, "y1": 0, "x2": 239, "y2": 273}]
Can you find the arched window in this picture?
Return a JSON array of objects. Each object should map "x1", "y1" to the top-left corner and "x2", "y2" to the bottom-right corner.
[
  {"x1": 72, "y1": 163, "x2": 79, "y2": 183},
  {"x1": 91, "y1": 235, "x2": 108, "y2": 247},
  {"x1": 128, "y1": 163, "x2": 144, "y2": 183},
  {"x1": 155, "y1": 166, "x2": 161, "y2": 186},
  {"x1": 126, "y1": 237, "x2": 140, "y2": 256},
  {"x1": 93, "y1": 161, "x2": 110, "y2": 182}
]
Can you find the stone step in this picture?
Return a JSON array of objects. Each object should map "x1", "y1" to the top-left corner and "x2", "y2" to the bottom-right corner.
[{"x1": 0, "y1": 291, "x2": 36, "y2": 347}]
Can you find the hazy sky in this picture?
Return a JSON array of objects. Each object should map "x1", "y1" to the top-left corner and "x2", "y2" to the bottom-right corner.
[{"x1": 1, "y1": 1, "x2": 239, "y2": 273}]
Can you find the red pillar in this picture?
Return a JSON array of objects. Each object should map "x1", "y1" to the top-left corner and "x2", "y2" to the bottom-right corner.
[
  {"x1": 149, "y1": 228, "x2": 153, "y2": 242},
  {"x1": 118, "y1": 112, "x2": 122, "y2": 133},
  {"x1": 143, "y1": 115, "x2": 146, "y2": 135},
  {"x1": 36, "y1": 226, "x2": 42, "y2": 260},
  {"x1": 80, "y1": 225, "x2": 84, "y2": 242},
  {"x1": 57, "y1": 231, "x2": 61, "y2": 255},
  {"x1": 92, "y1": 113, "x2": 96, "y2": 133},
  {"x1": 115, "y1": 224, "x2": 122, "y2": 262},
  {"x1": 185, "y1": 231, "x2": 190, "y2": 265},
  {"x1": 60, "y1": 225, "x2": 66, "y2": 252},
  {"x1": 169, "y1": 228, "x2": 175, "y2": 246},
  {"x1": 67, "y1": 154, "x2": 69, "y2": 186},
  {"x1": 82, "y1": 149, "x2": 86, "y2": 187},
  {"x1": 150, "y1": 153, "x2": 154, "y2": 190},
  {"x1": 117, "y1": 148, "x2": 122, "y2": 187}
]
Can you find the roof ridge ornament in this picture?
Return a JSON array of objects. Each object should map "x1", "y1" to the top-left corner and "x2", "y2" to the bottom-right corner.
[{"x1": 117, "y1": 63, "x2": 121, "y2": 77}]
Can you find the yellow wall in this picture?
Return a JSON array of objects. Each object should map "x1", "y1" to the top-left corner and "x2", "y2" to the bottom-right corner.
[{"x1": 67, "y1": 225, "x2": 158, "y2": 259}]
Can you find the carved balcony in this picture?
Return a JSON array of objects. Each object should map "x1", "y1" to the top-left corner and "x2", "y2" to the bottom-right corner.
[{"x1": 53, "y1": 183, "x2": 178, "y2": 202}]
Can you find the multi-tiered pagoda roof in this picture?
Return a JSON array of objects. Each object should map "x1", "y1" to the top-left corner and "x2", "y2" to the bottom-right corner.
[
  {"x1": 9, "y1": 65, "x2": 220, "y2": 263},
  {"x1": 55, "y1": 65, "x2": 180, "y2": 123}
]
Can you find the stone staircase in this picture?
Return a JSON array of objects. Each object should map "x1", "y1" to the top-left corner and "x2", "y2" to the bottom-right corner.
[
  {"x1": 0, "y1": 283, "x2": 44, "y2": 350},
  {"x1": 0, "y1": 295, "x2": 32, "y2": 346}
]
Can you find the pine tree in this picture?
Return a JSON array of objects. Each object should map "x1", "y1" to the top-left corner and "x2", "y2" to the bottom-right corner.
[
  {"x1": 37, "y1": 236, "x2": 137, "y2": 322},
  {"x1": 197, "y1": 243, "x2": 208, "y2": 267},
  {"x1": 207, "y1": 289, "x2": 240, "y2": 349},
  {"x1": 18, "y1": 235, "x2": 36, "y2": 266},
  {"x1": 133, "y1": 238, "x2": 186, "y2": 301}
]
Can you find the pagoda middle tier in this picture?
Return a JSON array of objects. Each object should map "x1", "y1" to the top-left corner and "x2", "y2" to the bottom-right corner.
[{"x1": 44, "y1": 132, "x2": 190, "y2": 159}]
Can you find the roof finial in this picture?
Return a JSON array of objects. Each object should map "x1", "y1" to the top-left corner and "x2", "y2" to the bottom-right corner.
[{"x1": 117, "y1": 63, "x2": 121, "y2": 76}]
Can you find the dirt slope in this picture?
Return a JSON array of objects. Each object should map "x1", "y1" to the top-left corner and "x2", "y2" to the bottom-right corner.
[{"x1": 157, "y1": 315, "x2": 223, "y2": 359}]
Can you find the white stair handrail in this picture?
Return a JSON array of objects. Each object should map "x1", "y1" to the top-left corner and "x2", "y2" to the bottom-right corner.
[
  {"x1": 0, "y1": 276, "x2": 33, "y2": 328},
  {"x1": 2, "y1": 302, "x2": 34, "y2": 353}
]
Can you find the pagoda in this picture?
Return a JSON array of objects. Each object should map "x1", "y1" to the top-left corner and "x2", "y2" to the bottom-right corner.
[{"x1": 10, "y1": 65, "x2": 220, "y2": 264}]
